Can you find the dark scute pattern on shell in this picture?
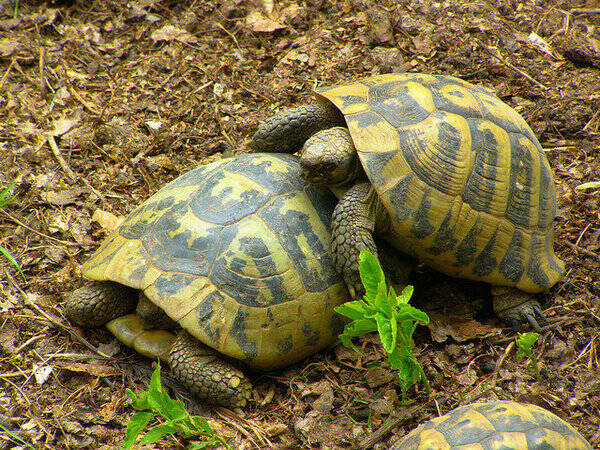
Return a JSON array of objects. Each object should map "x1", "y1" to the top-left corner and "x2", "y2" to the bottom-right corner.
[
  {"x1": 411, "y1": 188, "x2": 435, "y2": 239},
  {"x1": 210, "y1": 228, "x2": 291, "y2": 308},
  {"x1": 432, "y1": 416, "x2": 495, "y2": 446},
  {"x1": 368, "y1": 81, "x2": 431, "y2": 128},
  {"x1": 276, "y1": 335, "x2": 293, "y2": 354},
  {"x1": 230, "y1": 308, "x2": 258, "y2": 360},
  {"x1": 394, "y1": 116, "x2": 463, "y2": 197},
  {"x1": 427, "y1": 208, "x2": 458, "y2": 255},
  {"x1": 526, "y1": 235, "x2": 551, "y2": 288},
  {"x1": 362, "y1": 150, "x2": 397, "y2": 187},
  {"x1": 472, "y1": 227, "x2": 498, "y2": 277},
  {"x1": 429, "y1": 83, "x2": 481, "y2": 118},
  {"x1": 154, "y1": 272, "x2": 198, "y2": 297},
  {"x1": 455, "y1": 220, "x2": 481, "y2": 266},
  {"x1": 386, "y1": 174, "x2": 413, "y2": 222},
  {"x1": 498, "y1": 229, "x2": 525, "y2": 282},
  {"x1": 336, "y1": 94, "x2": 368, "y2": 109},
  {"x1": 194, "y1": 290, "x2": 222, "y2": 344},
  {"x1": 258, "y1": 193, "x2": 340, "y2": 292},
  {"x1": 505, "y1": 133, "x2": 535, "y2": 228},
  {"x1": 143, "y1": 220, "x2": 220, "y2": 276},
  {"x1": 461, "y1": 122, "x2": 499, "y2": 214},
  {"x1": 537, "y1": 153, "x2": 555, "y2": 228},
  {"x1": 302, "y1": 322, "x2": 320, "y2": 346}
]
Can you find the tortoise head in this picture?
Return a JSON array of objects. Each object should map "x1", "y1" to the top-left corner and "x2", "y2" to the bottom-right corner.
[{"x1": 299, "y1": 126, "x2": 362, "y2": 188}]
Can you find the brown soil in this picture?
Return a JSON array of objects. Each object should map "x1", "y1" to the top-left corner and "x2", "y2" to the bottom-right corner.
[{"x1": 1, "y1": 1, "x2": 599, "y2": 448}]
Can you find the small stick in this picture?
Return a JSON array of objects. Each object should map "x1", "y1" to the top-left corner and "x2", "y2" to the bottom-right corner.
[
  {"x1": 47, "y1": 135, "x2": 105, "y2": 200},
  {"x1": 477, "y1": 40, "x2": 548, "y2": 90},
  {"x1": 491, "y1": 341, "x2": 514, "y2": 387},
  {"x1": 571, "y1": 8, "x2": 600, "y2": 15},
  {"x1": 564, "y1": 241, "x2": 600, "y2": 262},
  {"x1": 0, "y1": 57, "x2": 15, "y2": 89},
  {"x1": 39, "y1": 46, "x2": 46, "y2": 96},
  {"x1": 47, "y1": 134, "x2": 76, "y2": 180}
]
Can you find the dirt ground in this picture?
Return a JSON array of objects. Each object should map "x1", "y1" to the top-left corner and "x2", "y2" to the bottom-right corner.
[{"x1": 1, "y1": 0, "x2": 599, "y2": 448}]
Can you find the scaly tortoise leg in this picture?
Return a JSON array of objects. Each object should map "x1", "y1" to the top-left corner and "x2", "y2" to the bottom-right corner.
[
  {"x1": 169, "y1": 331, "x2": 253, "y2": 409},
  {"x1": 66, "y1": 280, "x2": 138, "y2": 327},
  {"x1": 249, "y1": 102, "x2": 345, "y2": 154},
  {"x1": 491, "y1": 286, "x2": 545, "y2": 331},
  {"x1": 331, "y1": 182, "x2": 389, "y2": 298}
]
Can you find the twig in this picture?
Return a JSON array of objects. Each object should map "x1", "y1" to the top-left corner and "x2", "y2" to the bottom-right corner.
[
  {"x1": 0, "y1": 209, "x2": 78, "y2": 246},
  {"x1": 0, "y1": 58, "x2": 15, "y2": 90},
  {"x1": 67, "y1": 84, "x2": 100, "y2": 115},
  {"x1": 571, "y1": 8, "x2": 600, "y2": 15},
  {"x1": 47, "y1": 135, "x2": 105, "y2": 201},
  {"x1": 477, "y1": 40, "x2": 548, "y2": 90},
  {"x1": 564, "y1": 241, "x2": 600, "y2": 262},
  {"x1": 39, "y1": 46, "x2": 46, "y2": 96},
  {"x1": 47, "y1": 134, "x2": 76, "y2": 180},
  {"x1": 491, "y1": 341, "x2": 514, "y2": 387}
]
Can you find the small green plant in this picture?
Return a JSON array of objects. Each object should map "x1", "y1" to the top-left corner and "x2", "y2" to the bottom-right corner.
[
  {"x1": 335, "y1": 250, "x2": 431, "y2": 404},
  {"x1": 0, "y1": 181, "x2": 25, "y2": 280},
  {"x1": 515, "y1": 332, "x2": 542, "y2": 382},
  {"x1": 123, "y1": 363, "x2": 230, "y2": 449}
]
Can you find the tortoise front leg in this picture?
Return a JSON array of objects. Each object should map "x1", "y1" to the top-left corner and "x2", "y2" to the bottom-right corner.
[
  {"x1": 331, "y1": 182, "x2": 389, "y2": 298},
  {"x1": 168, "y1": 331, "x2": 253, "y2": 409},
  {"x1": 249, "y1": 102, "x2": 345, "y2": 154}
]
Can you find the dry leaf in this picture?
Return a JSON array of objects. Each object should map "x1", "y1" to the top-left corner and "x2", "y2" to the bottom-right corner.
[
  {"x1": 55, "y1": 361, "x2": 122, "y2": 377},
  {"x1": 245, "y1": 11, "x2": 286, "y2": 33},
  {"x1": 427, "y1": 312, "x2": 501, "y2": 343},
  {"x1": 150, "y1": 25, "x2": 198, "y2": 43},
  {"x1": 92, "y1": 209, "x2": 124, "y2": 232},
  {"x1": 33, "y1": 364, "x2": 53, "y2": 384}
]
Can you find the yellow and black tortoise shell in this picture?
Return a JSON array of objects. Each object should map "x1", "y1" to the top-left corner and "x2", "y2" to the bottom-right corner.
[
  {"x1": 82, "y1": 153, "x2": 348, "y2": 370},
  {"x1": 391, "y1": 400, "x2": 591, "y2": 450},
  {"x1": 316, "y1": 73, "x2": 564, "y2": 293}
]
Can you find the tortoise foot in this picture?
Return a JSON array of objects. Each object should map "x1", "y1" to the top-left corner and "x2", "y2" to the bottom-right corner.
[
  {"x1": 492, "y1": 286, "x2": 545, "y2": 331},
  {"x1": 168, "y1": 331, "x2": 252, "y2": 409}
]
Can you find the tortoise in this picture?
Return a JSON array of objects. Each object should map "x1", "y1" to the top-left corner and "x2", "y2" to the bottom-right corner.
[
  {"x1": 250, "y1": 73, "x2": 565, "y2": 329},
  {"x1": 66, "y1": 153, "x2": 353, "y2": 408},
  {"x1": 390, "y1": 400, "x2": 591, "y2": 449}
]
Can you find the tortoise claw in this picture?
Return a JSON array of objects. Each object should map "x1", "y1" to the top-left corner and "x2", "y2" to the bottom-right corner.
[{"x1": 523, "y1": 311, "x2": 542, "y2": 332}]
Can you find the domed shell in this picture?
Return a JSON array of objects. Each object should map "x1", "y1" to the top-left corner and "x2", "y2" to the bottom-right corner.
[
  {"x1": 315, "y1": 73, "x2": 564, "y2": 293},
  {"x1": 391, "y1": 400, "x2": 591, "y2": 449},
  {"x1": 81, "y1": 153, "x2": 347, "y2": 370}
]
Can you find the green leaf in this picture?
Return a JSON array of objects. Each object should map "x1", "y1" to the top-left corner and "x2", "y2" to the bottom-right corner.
[
  {"x1": 515, "y1": 332, "x2": 539, "y2": 352},
  {"x1": 375, "y1": 314, "x2": 394, "y2": 353},
  {"x1": 396, "y1": 285, "x2": 414, "y2": 306},
  {"x1": 372, "y1": 282, "x2": 392, "y2": 316},
  {"x1": 0, "y1": 246, "x2": 25, "y2": 280},
  {"x1": 122, "y1": 411, "x2": 153, "y2": 449},
  {"x1": 139, "y1": 424, "x2": 176, "y2": 446},
  {"x1": 335, "y1": 301, "x2": 369, "y2": 321},
  {"x1": 0, "y1": 180, "x2": 16, "y2": 208},
  {"x1": 359, "y1": 250, "x2": 385, "y2": 301}
]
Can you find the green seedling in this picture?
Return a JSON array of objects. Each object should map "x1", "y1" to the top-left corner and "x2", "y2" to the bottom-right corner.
[
  {"x1": 335, "y1": 250, "x2": 430, "y2": 404},
  {"x1": 123, "y1": 363, "x2": 230, "y2": 449},
  {"x1": 515, "y1": 332, "x2": 542, "y2": 382},
  {"x1": 0, "y1": 181, "x2": 25, "y2": 280}
]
